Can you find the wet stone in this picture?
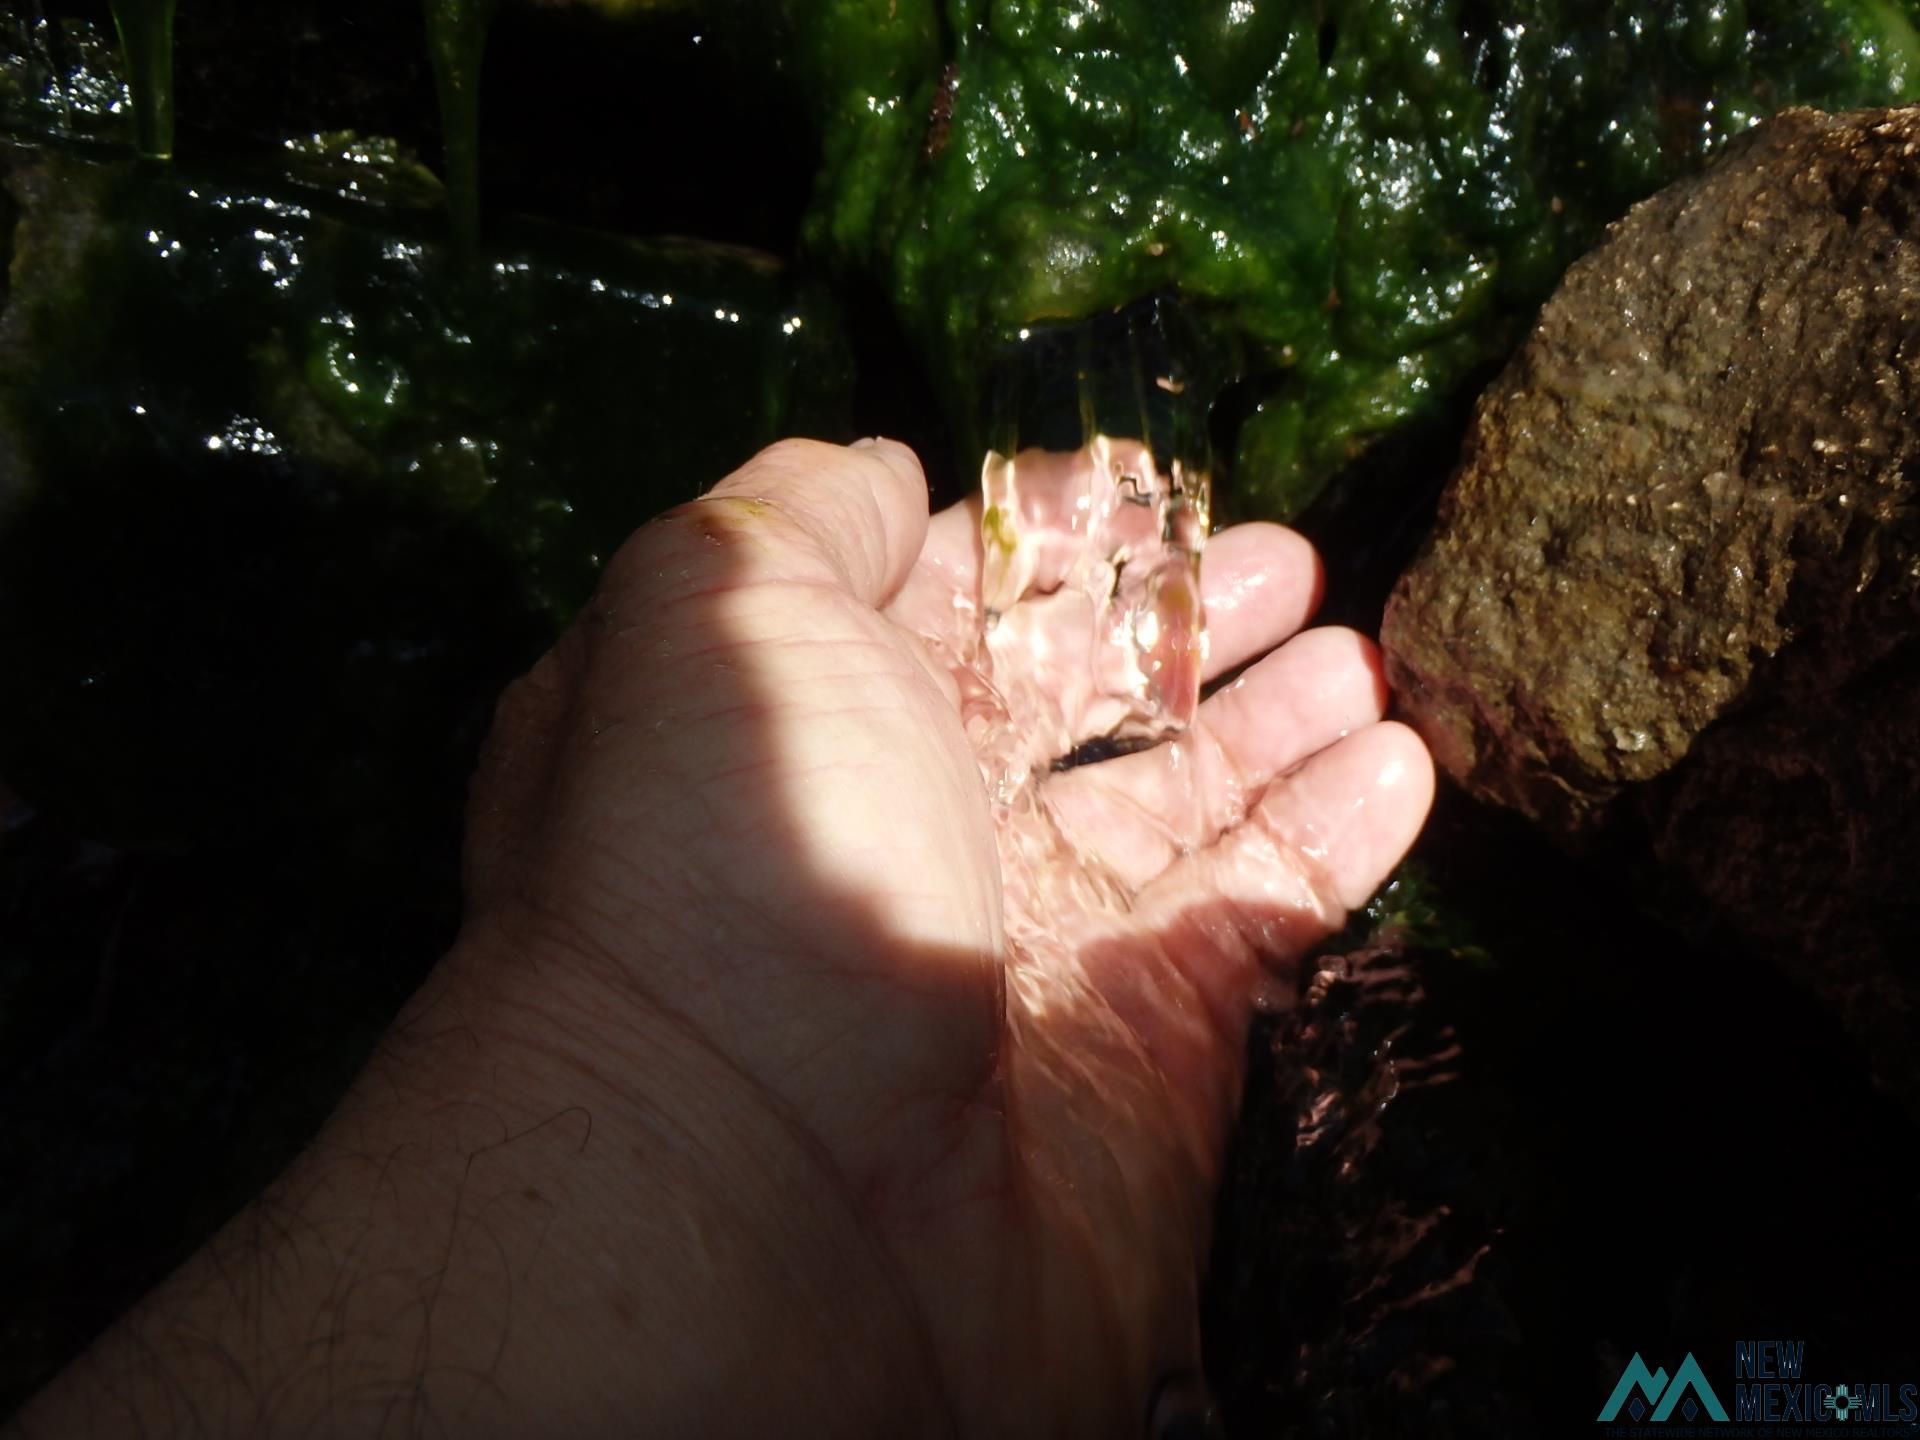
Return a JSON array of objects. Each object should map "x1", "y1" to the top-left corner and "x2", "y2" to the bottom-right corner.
[{"x1": 1380, "y1": 104, "x2": 1920, "y2": 1114}]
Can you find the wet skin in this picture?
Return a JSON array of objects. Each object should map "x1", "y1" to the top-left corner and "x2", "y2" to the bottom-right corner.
[{"x1": 11, "y1": 438, "x2": 1430, "y2": 1438}]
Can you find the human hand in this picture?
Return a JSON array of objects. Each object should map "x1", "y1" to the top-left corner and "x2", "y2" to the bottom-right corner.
[
  {"x1": 454, "y1": 438, "x2": 1433, "y2": 1433},
  {"x1": 9, "y1": 437, "x2": 1430, "y2": 1439}
]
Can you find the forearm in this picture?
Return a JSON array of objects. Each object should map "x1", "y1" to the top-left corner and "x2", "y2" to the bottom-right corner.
[{"x1": 8, "y1": 934, "x2": 949, "y2": 1438}]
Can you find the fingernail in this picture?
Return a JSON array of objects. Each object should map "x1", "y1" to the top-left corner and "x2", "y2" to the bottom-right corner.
[{"x1": 849, "y1": 435, "x2": 924, "y2": 482}]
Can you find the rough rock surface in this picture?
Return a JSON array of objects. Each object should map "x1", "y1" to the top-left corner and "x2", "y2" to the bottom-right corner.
[{"x1": 1381, "y1": 106, "x2": 1920, "y2": 1106}]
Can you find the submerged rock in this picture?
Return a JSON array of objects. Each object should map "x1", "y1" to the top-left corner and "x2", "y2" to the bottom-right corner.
[{"x1": 1381, "y1": 105, "x2": 1920, "y2": 1107}]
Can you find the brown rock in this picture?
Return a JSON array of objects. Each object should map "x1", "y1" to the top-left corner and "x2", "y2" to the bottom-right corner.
[{"x1": 1381, "y1": 105, "x2": 1920, "y2": 1104}]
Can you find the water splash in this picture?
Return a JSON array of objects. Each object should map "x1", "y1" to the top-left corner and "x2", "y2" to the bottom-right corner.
[
  {"x1": 963, "y1": 298, "x2": 1216, "y2": 797},
  {"x1": 976, "y1": 433, "x2": 1208, "y2": 796}
]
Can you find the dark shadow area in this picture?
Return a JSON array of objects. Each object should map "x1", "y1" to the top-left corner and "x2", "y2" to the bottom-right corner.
[
  {"x1": 0, "y1": 418, "x2": 553, "y2": 1413},
  {"x1": 1207, "y1": 786, "x2": 1920, "y2": 1437},
  {"x1": 840, "y1": 273, "x2": 963, "y2": 510},
  {"x1": 38, "y1": 0, "x2": 813, "y2": 250},
  {"x1": 1280, "y1": 362, "x2": 1503, "y2": 635},
  {"x1": 0, "y1": 134, "x2": 837, "y2": 1408}
]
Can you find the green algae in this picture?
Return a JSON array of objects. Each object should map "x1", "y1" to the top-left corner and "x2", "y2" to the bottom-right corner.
[
  {"x1": 0, "y1": 143, "x2": 851, "y2": 615},
  {"x1": 1, "y1": 9, "x2": 133, "y2": 147},
  {"x1": 278, "y1": 131, "x2": 448, "y2": 211},
  {"x1": 0, "y1": 142, "x2": 852, "y2": 844},
  {"x1": 785, "y1": 0, "x2": 1920, "y2": 517}
]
